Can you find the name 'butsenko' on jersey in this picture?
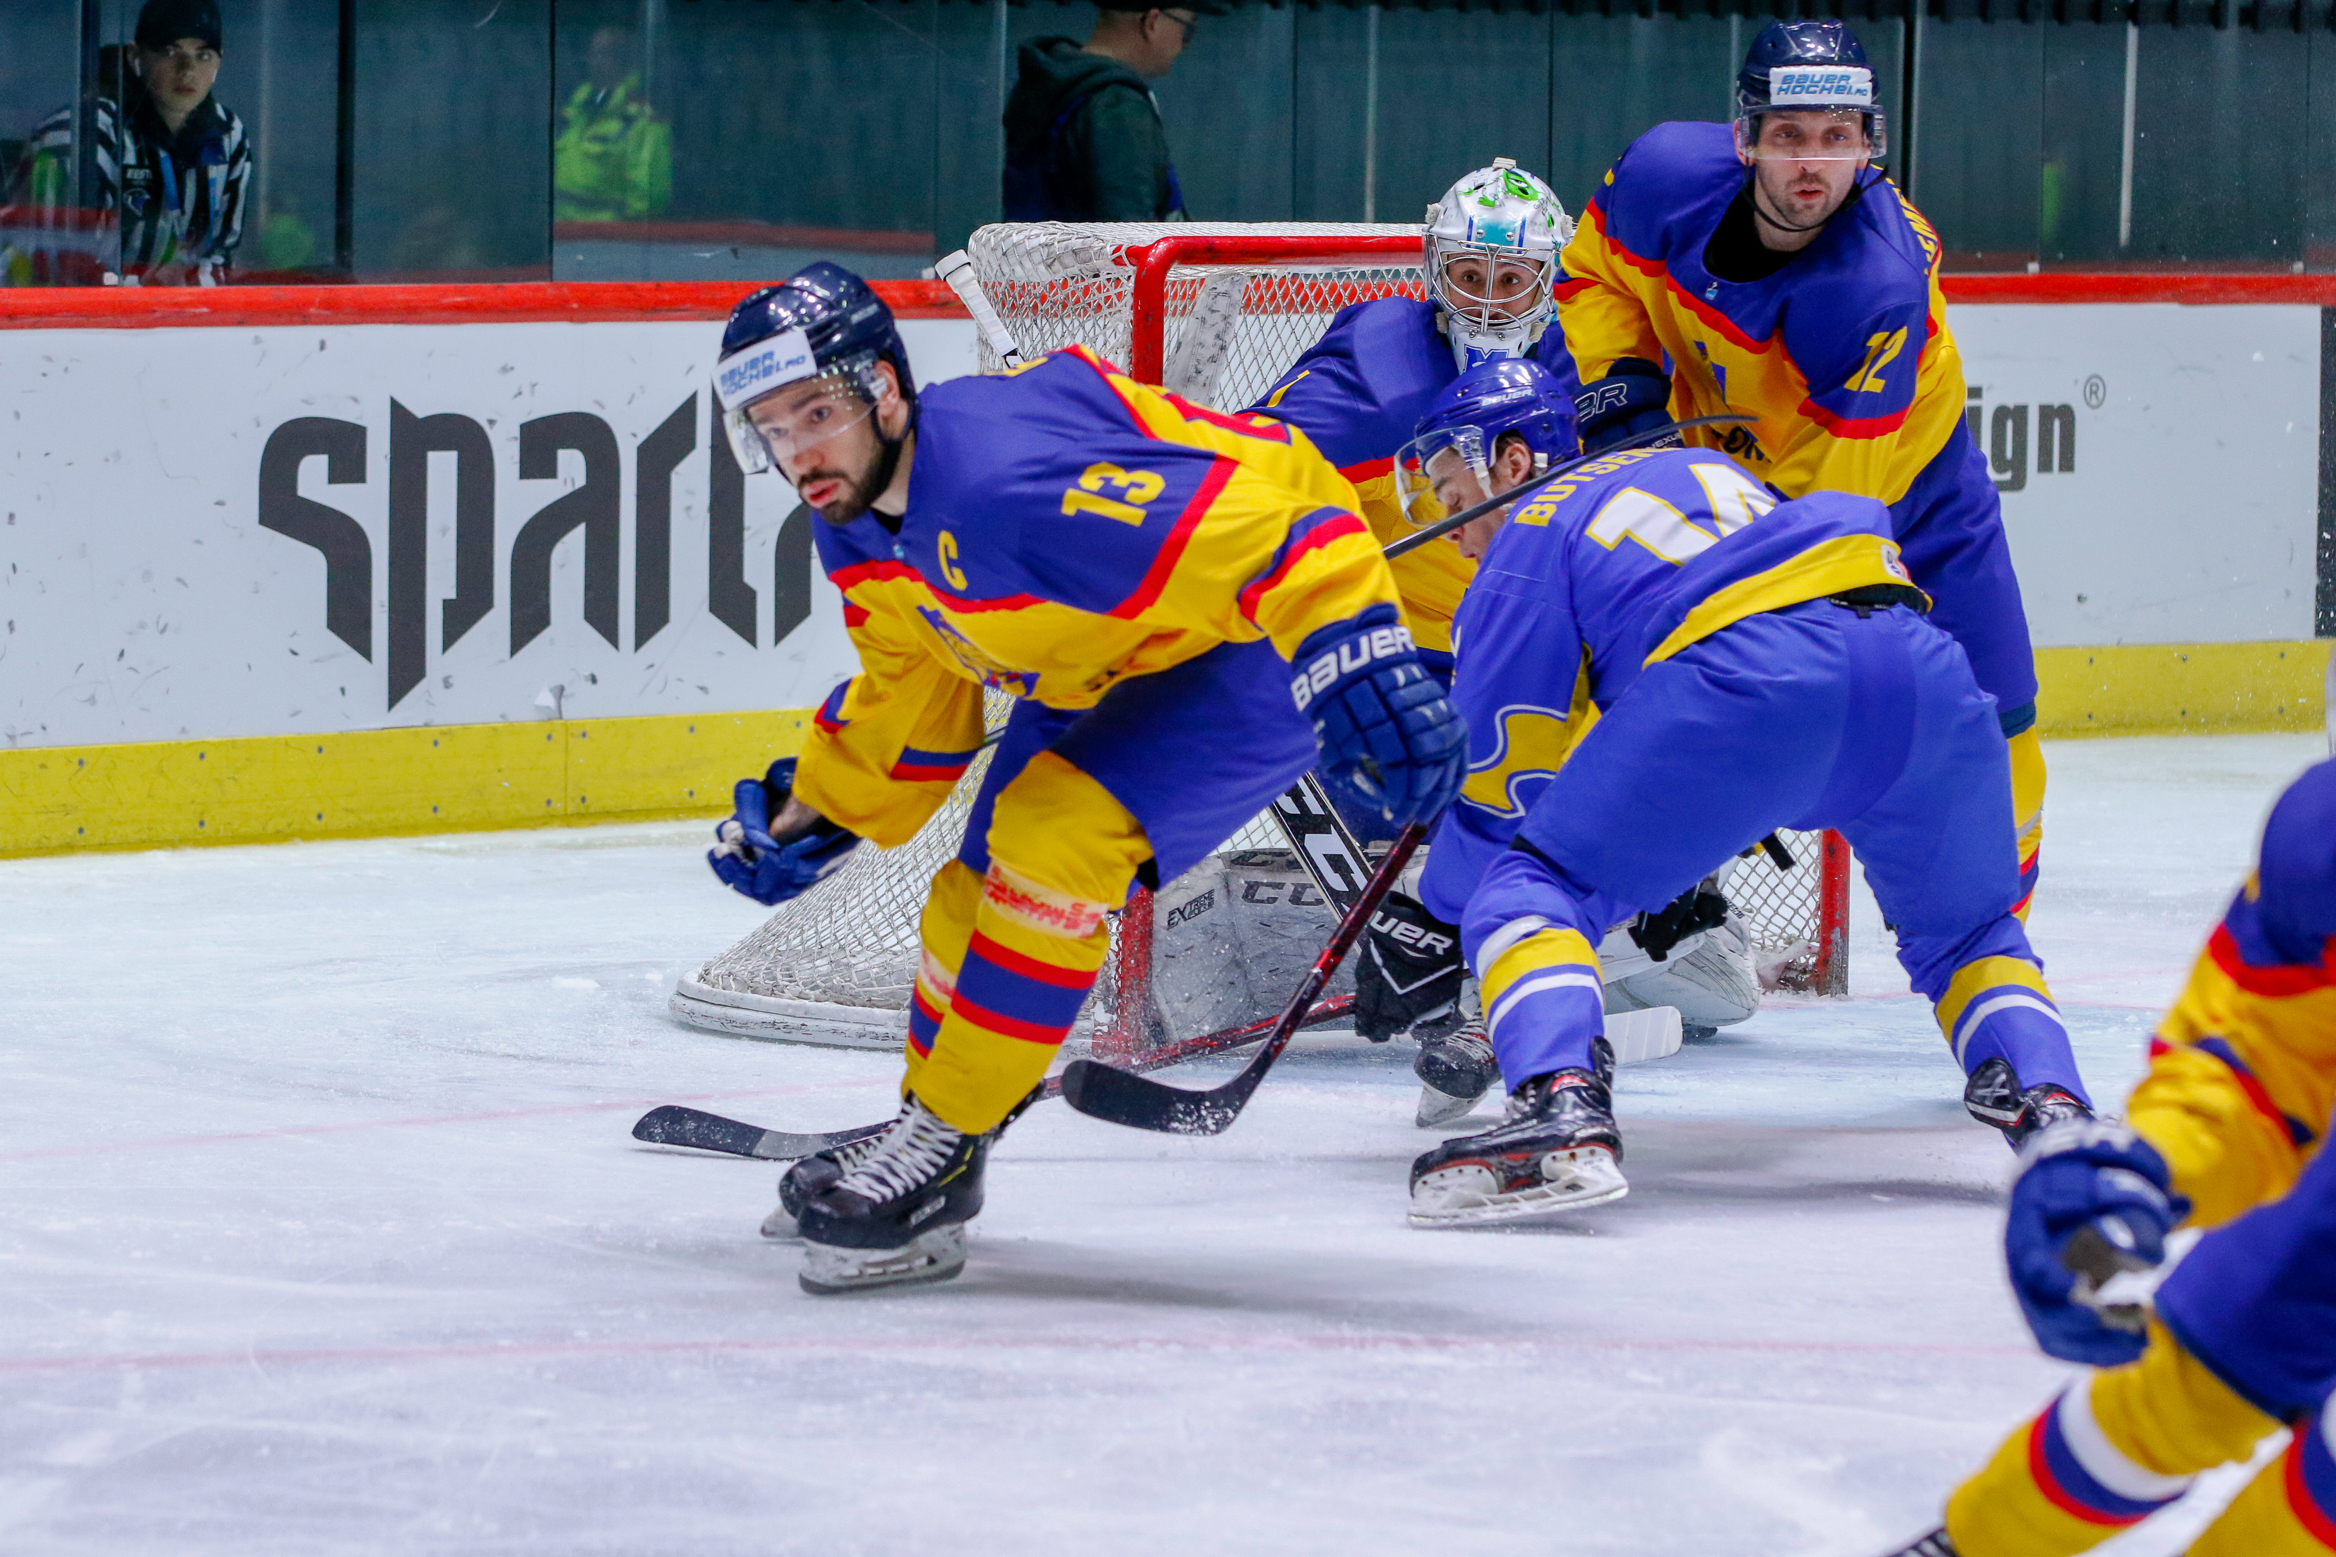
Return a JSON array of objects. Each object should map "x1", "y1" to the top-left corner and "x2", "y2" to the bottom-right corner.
[
  {"x1": 1249, "y1": 296, "x2": 1583, "y2": 666},
  {"x1": 1555, "y1": 120, "x2": 1964, "y2": 508},
  {"x1": 793, "y1": 346, "x2": 1400, "y2": 850},
  {"x1": 1425, "y1": 444, "x2": 1918, "y2": 913}
]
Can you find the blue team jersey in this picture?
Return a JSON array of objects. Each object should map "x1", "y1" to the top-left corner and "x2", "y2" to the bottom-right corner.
[{"x1": 1426, "y1": 445, "x2": 1915, "y2": 905}]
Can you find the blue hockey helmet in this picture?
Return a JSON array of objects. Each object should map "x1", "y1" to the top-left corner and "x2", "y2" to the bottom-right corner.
[
  {"x1": 1734, "y1": 20, "x2": 1886, "y2": 162},
  {"x1": 714, "y1": 261, "x2": 916, "y2": 475},
  {"x1": 1394, "y1": 357, "x2": 1580, "y2": 530}
]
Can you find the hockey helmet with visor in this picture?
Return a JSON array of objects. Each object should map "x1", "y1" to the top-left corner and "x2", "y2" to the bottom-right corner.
[
  {"x1": 1395, "y1": 357, "x2": 1580, "y2": 532},
  {"x1": 1423, "y1": 159, "x2": 1574, "y2": 369},
  {"x1": 714, "y1": 262, "x2": 917, "y2": 478},
  {"x1": 1734, "y1": 20, "x2": 1886, "y2": 163}
]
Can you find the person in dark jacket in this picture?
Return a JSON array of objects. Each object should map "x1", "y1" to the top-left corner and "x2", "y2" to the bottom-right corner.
[{"x1": 1001, "y1": 1, "x2": 1226, "y2": 223}]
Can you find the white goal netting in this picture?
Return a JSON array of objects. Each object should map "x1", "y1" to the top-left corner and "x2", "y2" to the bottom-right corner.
[{"x1": 670, "y1": 223, "x2": 1842, "y2": 1046}]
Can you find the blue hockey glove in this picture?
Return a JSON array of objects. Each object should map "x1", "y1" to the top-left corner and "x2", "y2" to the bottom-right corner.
[
  {"x1": 1292, "y1": 606, "x2": 1468, "y2": 830},
  {"x1": 2005, "y1": 1120, "x2": 2188, "y2": 1367},
  {"x1": 1574, "y1": 357, "x2": 1675, "y2": 453},
  {"x1": 707, "y1": 758, "x2": 860, "y2": 907}
]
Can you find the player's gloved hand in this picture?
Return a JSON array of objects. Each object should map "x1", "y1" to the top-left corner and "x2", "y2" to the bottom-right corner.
[
  {"x1": 2005, "y1": 1120, "x2": 2189, "y2": 1366},
  {"x1": 1291, "y1": 606, "x2": 1468, "y2": 829},
  {"x1": 1356, "y1": 892, "x2": 1465, "y2": 1042},
  {"x1": 1574, "y1": 357, "x2": 1675, "y2": 453},
  {"x1": 707, "y1": 758, "x2": 860, "y2": 906},
  {"x1": 1630, "y1": 881, "x2": 1730, "y2": 962}
]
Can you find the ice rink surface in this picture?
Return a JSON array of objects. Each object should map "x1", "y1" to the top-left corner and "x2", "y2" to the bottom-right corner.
[{"x1": 2, "y1": 732, "x2": 2322, "y2": 1556}]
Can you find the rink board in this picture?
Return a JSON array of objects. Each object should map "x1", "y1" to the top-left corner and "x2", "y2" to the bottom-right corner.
[{"x1": 0, "y1": 276, "x2": 2330, "y2": 855}]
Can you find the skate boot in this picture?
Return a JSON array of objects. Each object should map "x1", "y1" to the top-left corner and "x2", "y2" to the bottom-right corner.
[
  {"x1": 1876, "y1": 1530, "x2": 1956, "y2": 1557},
  {"x1": 759, "y1": 1125, "x2": 889, "y2": 1240},
  {"x1": 796, "y1": 1095, "x2": 993, "y2": 1294},
  {"x1": 1408, "y1": 1040, "x2": 1627, "y2": 1227},
  {"x1": 1414, "y1": 1016, "x2": 1499, "y2": 1128},
  {"x1": 1963, "y1": 1057, "x2": 2092, "y2": 1150}
]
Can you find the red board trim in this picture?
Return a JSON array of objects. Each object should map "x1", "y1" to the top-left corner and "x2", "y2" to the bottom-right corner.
[
  {"x1": 0, "y1": 278, "x2": 968, "y2": 331},
  {"x1": 4, "y1": 270, "x2": 2335, "y2": 334}
]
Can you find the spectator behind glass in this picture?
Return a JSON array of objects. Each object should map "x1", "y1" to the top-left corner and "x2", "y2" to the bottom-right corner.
[
  {"x1": 554, "y1": 26, "x2": 674, "y2": 225},
  {"x1": 1002, "y1": 1, "x2": 1227, "y2": 223},
  {"x1": 9, "y1": 0, "x2": 251, "y2": 286}
]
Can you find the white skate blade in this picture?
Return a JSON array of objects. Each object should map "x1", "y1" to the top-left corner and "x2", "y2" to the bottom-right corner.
[
  {"x1": 1408, "y1": 1146, "x2": 1630, "y2": 1228},
  {"x1": 799, "y1": 1224, "x2": 968, "y2": 1294},
  {"x1": 758, "y1": 1204, "x2": 799, "y2": 1241},
  {"x1": 1415, "y1": 1081, "x2": 1484, "y2": 1129}
]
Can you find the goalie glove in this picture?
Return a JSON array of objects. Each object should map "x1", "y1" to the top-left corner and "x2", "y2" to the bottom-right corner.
[
  {"x1": 707, "y1": 758, "x2": 860, "y2": 907},
  {"x1": 1573, "y1": 357, "x2": 1675, "y2": 454},
  {"x1": 1355, "y1": 892, "x2": 1466, "y2": 1043},
  {"x1": 1291, "y1": 605, "x2": 1468, "y2": 829},
  {"x1": 1629, "y1": 881, "x2": 1730, "y2": 962},
  {"x1": 2005, "y1": 1121, "x2": 2188, "y2": 1367}
]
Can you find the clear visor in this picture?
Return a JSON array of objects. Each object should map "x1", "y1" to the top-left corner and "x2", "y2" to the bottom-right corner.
[
  {"x1": 1430, "y1": 246, "x2": 1554, "y2": 331},
  {"x1": 1736, "y1": 107, "x2": 1886, "y2": 163},
  {"x1": 1394, "y1": 426, "x2": 1493, "y2": 531},
  {"x1": 720, "y1": 364, "x2": 883, "y2": 477}
]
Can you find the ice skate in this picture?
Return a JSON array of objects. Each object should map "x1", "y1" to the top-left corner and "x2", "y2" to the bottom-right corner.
[
  {"x1": 1409, "y1": 1042, "x2": 1628, "y2": 1227},
  {"x1": 1414, "y1": 1016, "x2": 1499, "y2": 1127},
  {"x1": 759, "y1": 1129, "x2": 889, "y2": 1240},
  {"x1": 1875, "y1": 1529, "x2": 1956, "y2": 1557},
  {"x1": 1963, "y1": 1057, "x2": 2092, "y2": 1149},
  {"x1": 796, "y1": 1094, "x2": 993, "y2": 1294}
]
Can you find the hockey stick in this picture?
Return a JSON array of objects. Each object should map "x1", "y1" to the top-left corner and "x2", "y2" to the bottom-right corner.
[
  {"x1": 630, "y1": 993, "x2": 1359, "y2": 1160},
  {"x1": 1382, "y1": 412, "x2": 1755, "y2": 561},
  {"x1": 934, "y1": 249, "x2": 1025, "y2": 369},
  {"x1": 1057, "y1": 822, "x2": 1427, "y2": 1135}
]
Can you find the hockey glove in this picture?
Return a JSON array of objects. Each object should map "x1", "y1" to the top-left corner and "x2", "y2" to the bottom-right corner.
[
  {"x1": 707, "y1": 758, "x2": 861, "y2": 907},
  {"x1": 2005, "y1": 1120, "x2": 2188, "y2": 1367},
  {"x1": 1292, "y1": 606, "x2": 1468, "y2": 829},
  {"x1": 1574, "y1": 357, "x2": 1675, "y2": 454},
  {"x1": 1630, "y1": 882, "x2": 1730, "y2": 963},
  {"x1": 1355, "y1": 892, "x2": 1465, "y2": 1043}
]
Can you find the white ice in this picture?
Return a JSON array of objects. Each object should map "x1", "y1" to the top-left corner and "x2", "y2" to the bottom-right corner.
[{"x1": 1, "y1": 732, "x2": 2323, "y2": 1556}]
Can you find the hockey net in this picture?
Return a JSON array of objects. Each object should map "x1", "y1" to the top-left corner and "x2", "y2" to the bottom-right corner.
[{"x1": 671, "y1": 223, "x2": 1849, "y2": 1049}]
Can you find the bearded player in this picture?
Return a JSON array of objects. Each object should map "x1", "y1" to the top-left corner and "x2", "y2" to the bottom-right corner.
[
  {"x1": 701, "y1": 264, "x2": 1465, "y2": 1293},
  {"x1": 1555, "y1": 20, "x2": 2052, "y2": 1115},
  {"x1": 1881, "y1": 761, "x2": 2336, "y2": 1557},
  {"x1": 1247, "y1": 161, "x2": 1762, "y2": 1123},
  {"x1": 1393, "y1": 358, "x2": 2089, "y2": 1228}
]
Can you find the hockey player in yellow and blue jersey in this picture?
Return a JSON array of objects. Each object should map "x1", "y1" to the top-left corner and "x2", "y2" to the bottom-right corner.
[
  {"x1": 1882, "y1": 760, "x2": 2336, "y2": 1557},
  {"x1": 1554, "y1": 19, "x2": 2049, "y2": 921},
  {"x1": 1395, "y1": 358, "x2": 2090, "y2": 1227},
  {"x1": 702, "y1": 264, "x2": 1466, "y2": 1292}
]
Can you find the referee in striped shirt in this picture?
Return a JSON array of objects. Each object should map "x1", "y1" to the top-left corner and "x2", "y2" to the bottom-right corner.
[{"x1": 24, "y1": 0, "x2": 250, "y2": 286}]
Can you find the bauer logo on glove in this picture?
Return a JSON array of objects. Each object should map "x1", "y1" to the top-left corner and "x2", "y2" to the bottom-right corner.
[{"x1": 1289, "y1": 605, "x2": 1469, "y2": 829}]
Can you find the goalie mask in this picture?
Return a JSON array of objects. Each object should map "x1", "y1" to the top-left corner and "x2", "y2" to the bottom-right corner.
[
  {"x1": 1423, "y1": 159, "x2": 1573, "y2": 371},
  {"x1": 714, "y1": 261, "x2": 917, "y2": 481},
  {"x1": 1734, "y1": 19, "x2": 1887, "y2": 164},
  {"x1": 1395, "y1": 357, "x2": 1580, "y2": 532}
]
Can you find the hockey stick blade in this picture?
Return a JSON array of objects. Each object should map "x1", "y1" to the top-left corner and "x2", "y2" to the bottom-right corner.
[
  {"x1": 1058, "y1": 823, "x2": 1427, "y2": 1136},
  {"x1": 631, "y1": 1105, "x2": 886, "y2": 1161},
  {"x1": 1382, "y1": 412, "x2": 1754, "y2": 561},
  {"x1": 629, "y1": 995, "x2": 1358, "y2": 1160}
]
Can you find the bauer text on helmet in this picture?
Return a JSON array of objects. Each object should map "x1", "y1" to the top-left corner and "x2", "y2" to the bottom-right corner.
[
  {"x1": 1733, "y1": 19, "x2": 1887, "y2": 164},
  {"x1": 713, "y1": 262, "x2": 918, "y2": 522},
  {"x1": 1423, "y1": 159, "x2": 1574, "y2": 371}
]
